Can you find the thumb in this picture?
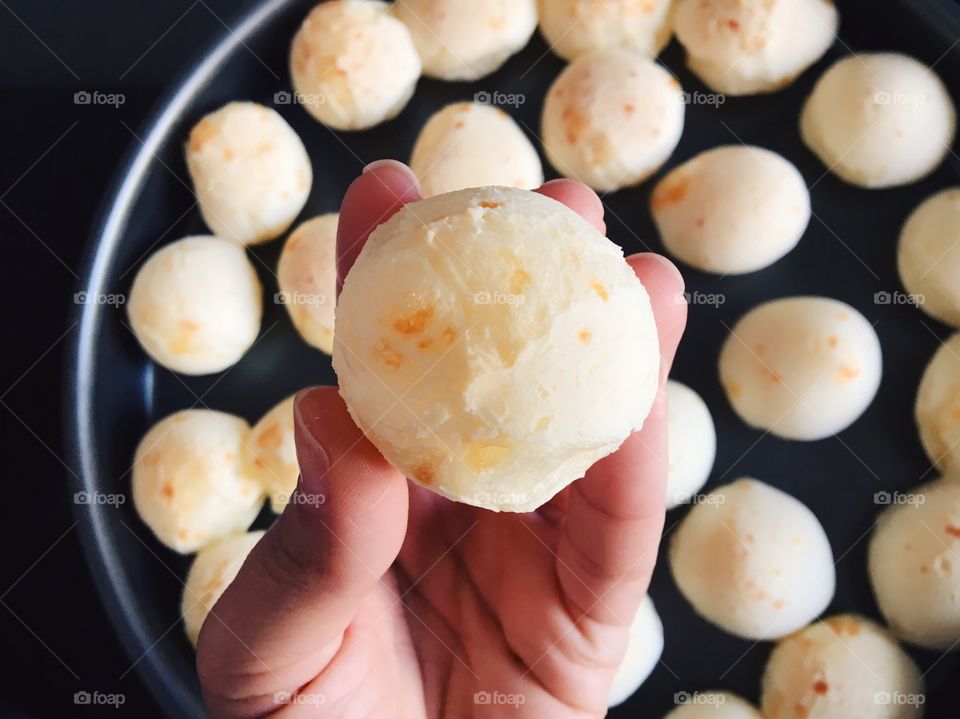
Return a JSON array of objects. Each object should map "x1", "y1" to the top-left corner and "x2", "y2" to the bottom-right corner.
[{"x1": 197, "y1": 386, "x2": 408, "y2": 716}]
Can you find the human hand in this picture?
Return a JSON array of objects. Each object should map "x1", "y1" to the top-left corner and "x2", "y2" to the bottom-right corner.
[{"x1": 197, "y1": 161, "x2": 688, "y2": 718}]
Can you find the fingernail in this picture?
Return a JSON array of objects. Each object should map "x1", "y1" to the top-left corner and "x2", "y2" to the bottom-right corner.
[
  {"x1": 293, "y1": 389, "x2": 331, "y2": 498},
  {"x1": 633, "y1": 252, "x2": 686, "y2": 291},
  {"x1": 362, "y1": 159, "x2": 421, "y2": 192}
]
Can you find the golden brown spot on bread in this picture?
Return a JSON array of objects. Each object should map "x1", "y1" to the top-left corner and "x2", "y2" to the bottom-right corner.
[
  {"x1": 727, "y1": 18, "x2": 740, "y2": 31},
  {"x1": 222, "y1": 147, "x2": 234, "y2": 161},
  {"x1": 178, "y1": 529, "x2": 189, "y2": 541},
  {"x1": 946, "y1": 525, "x2": 960, "y2": 538},
  {"x1": 651, "y1": 176, "x2": 689, "y2": 211},
  {"x1": 412, "y1": 463, "x2": 436, "y2": 485},
  {"x1": 536, "y1": 416, "x2": 551, "y2": 431},
  {"x1": 590, "y1": 281, "x2": 609, "y2": 301},
  {"x1": 465, "y1": 442, "x2": 511, "y2": 471},
  {"x1": 488, "y1": 16, "x2": 505, "y2": 29},
  {"x1": 827, "y1": 335, "x2": 838, "y2": 348},
  {"x1": 393, "y1": 306, "x2": 434, "y2": 335},
  {"x1": 161, "y1": 483, "x2": 174, "y2": 500},
  {"x1": 836, "y1": 364, "x2": 860, "y2": 383},
  {"x1": 623, "y1": 103, "x2": 636, "y2": 116},
  {"x1": 416, "y1": 338, "x2": 434, "y2": 350},
  {"x1": 826, "y1": 616, "x2": 861, "y2": 636},
  {"x1": 561, "y1": 105, "x2": 588, "y2": 145},
  {"x1": 188, "y1": 119, "x2": 219, "y2": 153},
  {"x1": 578, "y1": 329, "x2": 592, "y2": 344},
  {"x1": 373, "y1": 340, "x2": 404, "y2": 368},
  {"x1": 726, "y1": 380, "x2": 743, "y2": 398},
  {"x1": 509, "y1": 268, "x2": 530, "y2": 294},
  {"x1": 812, "y1": 680, "x2": 829, "y2": 695},
  {"x1": 257, "y1": 424, "x2": 283, "y2": 450},
  {"x1": 442, "y1": 326, "x2": 456, "y2": 343},
  {"x1": 479, "y1": 201, "x2": 501, "y2": 209}
]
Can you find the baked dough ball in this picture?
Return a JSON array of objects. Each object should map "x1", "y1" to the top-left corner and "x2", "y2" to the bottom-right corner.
[
  {"x1": 290, "y1": 0, "x2": 421, "y2": 130},
  {"x1": 674, "y1": 0, "x2": 837, "y2": 95},
  {"x1": 801, "y1": 53, "x2": 956, "y2": 189},
  {"x1": 393, "y1": 0, "x2": 536, "y2": 81},
  {"x1": 186, "y1": 102, "x2": 311, "y2": 245},
  {"x1": 542, "y1": 49, "x2": 685, "y2": 192},
  {"x1": 277, "y1": 214, "x2": 338, "y2": 354},
  {"x1": 608, "y1": 595, "x2": 663, "y2": 707},
  {"x1": 132, "y1": 410, "x2": 265, "y2": 554},
  {"x1": 652, "y1": 145, "x2": 810, "y2": 275},
  {"x1": 537, "y1": 0, "x2": 673, "y2": 62},
  {"x1": 719, "y1": 297, "x2": 882, "y2": 441},
  {"x1": 242, "y1": 395, "x2": 298, "y2": 513},
  {"x1": 665, "y1": 692, "x2": 764, "y2": 719},
  {"x1": 128, "y1": 236, "x2": 262, "y2": 375},
  {"x1": 762, "y1": 615, "x2": 925, "y2": 719},
  {"x1": 181, "y1": 530, "x2": 264, "y2": 646},
  {"x1": 410, "y1": 103, "x2": 543, "y2": 197},
  {"x1": 666, "y1": 380, "x2": 716, "y2": 509},
  {"x1": 916, "y1": 334, "x2": 960, "y2": 476},
  {"x1": 669, "y1": 478, "x2": 835, "y2": 639},
  {"x1": 333, "y1": 187, "x2": 660, "y2": 512},
  {"x1": 869, "y1": 478, "x2": 960, "y2": 651},
  {"x1": 898, "y1": 188, "x2": 960, "y2": 327}
]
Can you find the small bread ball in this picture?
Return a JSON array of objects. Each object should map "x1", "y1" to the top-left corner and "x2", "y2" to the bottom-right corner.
[
  {"x1": 132, "y1": 410, "x2": 265, "y2": 554},
  {"x1": 801, "y1": 53, "x2": 956, "y2": 189},
  {"x1": 761, "y1": 615, "x2": 925, "y2": 719},
  {"x1": 277, "y1": 214, "x2": 338, "y2": 354},
  {"x1": 719, "y1": 297, "x2": 882, "y2": 441},
  {"x1": 665, "y1": 692, "x2": 764, "y2": 719},
  {"x1": 674, "y1": 0, "x2": 837, "y2": 95},
  {"x1": 669, "y1": 478, "x2": 835, "y2": 639},
  {"x1": 393, "y1": 0, "x2": 536, "y2": 81},
  {"x1": 652, "y1": 146, "x2": 810, "y2": 275},
  {"x1": 333, "y1": 187, "x2": 660, "y2": 512},
  {"x1": 542, "y1": 49, "x2": 685, "y2": 192},
  {"x1": 410, "y1": 103, "x2": 543, "y2": 198},
  {"x1": 917, "y1": 333, "x2": 960, "y2": 477},
  {"x1": 537, "y1": 0, "x2": 673, "y2": 62},
  {"x1": 128, "y1": 236, "x2": 262, "y2": 375},
  {"x1": 666, "y1": 380, "x2": 716, "y2": 509},
  {"x1": 181, "y1": 530, "x2": 264, "y2": 646},
  {"x1": 242, "y1": 395, "x2": 298, "y2": 514},
  {"x1": 869, "y1": 478, "x2": 960, "y2": 651},
  {"x1": 898, "y1": 188, "x2": 960, "y2": 327},
  {"x1": 186, "y1": 102, "x2": 311, "y2": 245},
  {"x1": 608, "y1": 595, "x2": 664, "y2": 707},
  {"x1": 290, "y1": 0, "x2": 421, "y2": 130}
]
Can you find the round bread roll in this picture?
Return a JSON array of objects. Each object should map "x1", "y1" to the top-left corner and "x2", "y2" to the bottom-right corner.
[
  {"x1": 289, "y1": 0, "x2": 421, "y2": 130},
  {"x1": 916, "y1": 334, "x2": 960, "y2": 476},
  {"x1": 181, "y1": 530, "x2": 264, "y2": 646},
  {"x1": 277, "y1": 213, "x2": 338, "y2": 354},
  {"x1": 652, "y1": 145, "x2": 810, "y2": 275},
  {"x1": 410, "y1": 103, "x2": 543, "y2": 198},
  {"x1": 898, "y1": 188, "x2": 960, "y2": 327},
  {"x1": 128, "y1": 236, "x2": 262, "y2": 375},
  {"x1": 801, "y1": 53, "x2": 956, "y2": 189},
  {"x1": 132, "y1": 410, "x2": 265, "y2": 554},
  {"x1": 242, "y1": 395, "x2": 299, "y2": 513},
  {"x1": 674, "y1": 0, "x2": 837, "y2": 95},
  {"x1": 537, "y1": 0, "x2": 673, "y2": 62},
  {"x1": 869, "y1": 478, "x2": 960, "y2": 651},
  {"x1": 666, "y1": 380, "x2": 716, "y2": 509},
  {"x1": 333, "y1": 187, "x2": 660, "y2": 512},
  {"x1": 669, "y1": 478, "x2": 835, "y2": 640},
  {"x1": 542, "y1": 49, "x2": 685, "y2": 192},
  {"x1": 761, "y1": 615, "x2": 925, "y2": 719},
  {"x1": 608, "y1": 595, "x2": 664, "y2": 707},
  {"x1": 186, "y1": 101, "x2": 311, "y2": 245},
  {"x1": 719, "y1": 297, "x2": 882, "y2": 441},
  {"x1": 665, "y1": 692, "x2": 764, "y2": 718},
  {"x1": 394, "y1": 0, "x2": 536, "y2": 81}
]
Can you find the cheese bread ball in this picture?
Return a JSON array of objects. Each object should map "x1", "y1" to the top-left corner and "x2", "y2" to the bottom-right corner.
[
  {"x1": 290, "y1": 0, "x2": 421, "y2": 130},
  {"x1": 132, "y1": 410, "x2": 265, "y2": 554},
  {"x1": 674, "y1": 0, "x2": 837, "y2": 95},
  {"x1": 869, "y1": 478, "x2": 960, "y2": 651},
  {"x1": 410, "y1": 103, "x2": 543, "y2": 198},
  {"x1": 801, "y1": 53, "x2": 956, "y2": 189},
  {"x1": 666, "y1": 380, "x2": 716, "y2": 509},
  {"x1": 608, "y1": 595, "x2": 664, "y2": 707},
  {"x1": 898, "y1": 188, "x2": 960, "y2": 327},
  {"x1": 719, "y1": 297, "x2": 882, "y2": 441},
  {"x1": 242, "y1": 395, "x2": 299, "y2": 513},
  {"x1": 669, "y1": 478, "x2": 835, "y2": 639},
  {"x1": 652, "y1": 146, "x2": 810, "y2": 275},
  {"x1": 277, "y1": 214, "x2": 338, "y2": 354},
  {"x1": 128, "y1": 236, "x2": 262, "y2": 375},
  {"x1": 542, "y1": 49, "x2": 685, "y2": 192},
  {"x1": 537, "y1": 0, "x2": 673, "y2": 62},
  {"x1": 762, "y1": 615, "x2": 925, "y2": 719},
  {"x1": 916, "y1": 334, "x2": 960, "y2": 476},
  {"x1": 181, "y1": 530, "x2": 264, "y2": 646},
  {"x1": 666, "y1": 692, "x2": 764, "y2": 719},
  {"x1": 186, "y1": 102, "x2": 311, "y2": 245},
  {"x1": 393, "y1": 0, "x2": 537, "y2": 81},
  {"x1": 333, "y1": 187, "x2": 660, "y2": 512}
]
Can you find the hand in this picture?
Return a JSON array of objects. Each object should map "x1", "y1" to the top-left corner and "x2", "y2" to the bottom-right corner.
[{"x1": 196, "y1": 161, "x2": 688, "y2": 718}]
